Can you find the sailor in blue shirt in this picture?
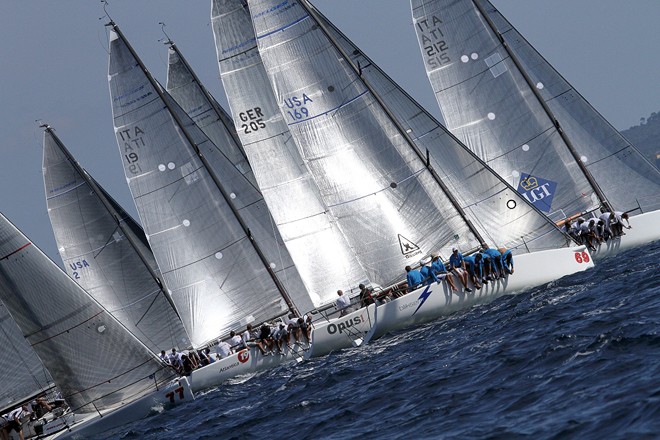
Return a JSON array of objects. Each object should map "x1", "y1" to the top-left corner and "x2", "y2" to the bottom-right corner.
[
  {"x1": 419, "y1": 257, "x2": 439, "y2": 286},
  {"x1": 430, "y1": 252, "x2": 458, "y2": 292},
  {"x1": 405, "y1": 265, "x2": 424, "y2": 292},
  {"x1": 449, "y1": 247, "x2": 472, "y2": 292},
  {"x1": 500, "y1": 248, "x2": 514, "y2": 275},
  {"x1": 462, "y1": 254, "x2": 482, "y2": 289},
  {"x1": 481, "y1": 244, "x2": 503, "y2": 279}
]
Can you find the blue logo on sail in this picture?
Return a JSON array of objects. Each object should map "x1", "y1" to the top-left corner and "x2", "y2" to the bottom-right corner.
[{"x1": 517, "y1": 173, "x2": 557, "y2": 213}]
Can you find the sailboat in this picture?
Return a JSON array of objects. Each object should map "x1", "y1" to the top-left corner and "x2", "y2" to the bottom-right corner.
[
  {"x1": 411, "y1": 0, "x2": 660, "y2": 257},
  {"x1": 0, "y1": 302, "x2": 63, "y2": 437},
  {"x1": 107, "y1": 21, "x2": 319, "y2": 391},
  {"x1": 0, "y1": 213, "x2": 192, "y2": 439},
  {"x1": 219, "y1": 0, "x2": 593, "y2": 347},
  {"x1": 42, "y1": 125, "x2": 190, "y2": 355}
]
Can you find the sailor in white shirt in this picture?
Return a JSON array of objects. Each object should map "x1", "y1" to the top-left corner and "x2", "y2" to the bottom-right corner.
[
  {"x1": 215, "y1": 340, "x2": 233, "y2": 360},
  {"x1": 228, "y1": 330, "x2": 245, "y2": 350},
  {"x1": 335, "y1": 290, "x2": 351, "y2": 316}
]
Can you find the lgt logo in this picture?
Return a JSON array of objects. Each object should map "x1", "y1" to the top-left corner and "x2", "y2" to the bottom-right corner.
[{"x1": 517, "y1": 173, "x2": 558, "y2": 213}]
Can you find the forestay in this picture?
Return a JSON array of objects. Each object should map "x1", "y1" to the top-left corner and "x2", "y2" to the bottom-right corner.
[
  {"x1": 307, "y1": 3, "x2": 568, "y2": 253},
  {"x1": 0, "y1": 302, "x2": 53, "y2": 412},
  {"x1": 43, "y1": 127, "x2": 190, "y2": 354},
  {"x1": 412, "y1": 0, "x2": 601, "y2": 222},
  {"x1": 0, "y1": 213, "x2": 174, "y2": 415},
  {"x1": 481, "y1": 0, "x2": 660, "y2": 213},
  {"x1": 212, "y1": 0, "x2": 369, "y2": 303},
  {"x1": 250, "y1": 0, "x2": 480, "y2": 287},
  {"x1": 108, "y1": 25, "x2": 295, "y2": 348},
  {"x1": 165, "y1": 43, "x2": 313, "y2": 312}
]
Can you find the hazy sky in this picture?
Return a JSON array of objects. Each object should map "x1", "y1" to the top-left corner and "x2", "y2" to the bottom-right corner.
[{"x1": 2, "y1": 1, "x2": 659, "y2": 263}]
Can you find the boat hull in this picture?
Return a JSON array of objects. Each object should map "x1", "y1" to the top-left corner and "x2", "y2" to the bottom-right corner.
[
  {"x1": 592, "y1": 210, "x2": 660, "y2": 259},
  {"x1": 49, "y1": 377, "x2": 193, "y2": 439},
  {"x1": 189, "y1": 344, "x2": 307, "y2": 392},
  {"x1": 304, "y1": 305, "x2": 376, "y2": 359},
  {"x1": 362, "y1": 245, "x2": 594, "y2": 344}
]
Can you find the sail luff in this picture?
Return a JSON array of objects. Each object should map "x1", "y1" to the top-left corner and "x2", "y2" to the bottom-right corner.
[
  {"x1": 109, "y1": 22, "x2": 300, "y2": 317},
  {"x1": 43, "y1": 125, "x2": 183, "y2": 323},
  {"x1": 471, "y1": 0, "x2": 611, "y2": 213},
  {"x1": 302, "y1": 0, "x2": 487, "y2": 246}
]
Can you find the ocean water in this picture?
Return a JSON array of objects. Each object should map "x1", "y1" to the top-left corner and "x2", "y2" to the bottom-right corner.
[{"x1": 99, "y1": 242, "x2": 659, "y2": 439}]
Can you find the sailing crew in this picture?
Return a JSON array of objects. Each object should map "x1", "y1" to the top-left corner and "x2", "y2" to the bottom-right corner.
[
  {"x1": 481, "y1": 244, "x2": 504, "y2": 279},
  {"x1": 448, "y1": 248, "x2": 472, "y2": 292},
  {"x1": 419, "y1": 257, "x2": 439, "y2": 286},
  {"x1": 499, "y1": 248, "x2": 515, "y2": 275},
  {"x1": 272, "y1": 323, "x2": 289, "y2": 354},
  {"x1": 169, "y1": 348, "x2": 183, "y2": 372},
  {"x1": 336, "y1": 290, "x2": 351, "y2": 316},
  {"x1": 2, "y1": 405, "x2": 28, "y2": 440},
  {"x1": 229, "y1": 330, "x2": 246, "y2": 351},
  {"x1": 430, "y1": 253, "x2": 458, "y2": 292},
  {"x1": 255, "y1": 324, "x2": 274, "y2": 355},
  {"x1": 462, "y1": 254, "x2": 482, "y2": 290},
  {"x1": 215, "y1": 339, "x2": 233, "y2": 359},
  {"x1": 405, "y1": 265, "x2": 424, "y2": 292},
  {"x1": 159, "y1": 350, "x2": 169, "y2": 364},
  {"x1": 359, "y1": 283, "x2": 375, "y2": 307},
  {"x1": 242, "y1": 324, "x2": 255, "y2": 347}
]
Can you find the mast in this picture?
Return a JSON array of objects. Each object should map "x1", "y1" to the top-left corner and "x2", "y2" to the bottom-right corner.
[
  {"x1": 42, "y1": 124, "x2": 183, "y2": 321},
  {"x1": 300, "y1": 1, "x2": 487, "y2": 246},
  {"x1": 108, "y1": 23, "x2": 300, "y2": 317},
  {"x1": 471, "y1": 0, "x2": 612, "y2": 213}
]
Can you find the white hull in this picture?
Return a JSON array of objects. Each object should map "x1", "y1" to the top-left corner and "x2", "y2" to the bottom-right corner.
[
  {"x1": 189, "y1": 344, "x2": 307, "y2": 392},
  {"x1": 362, "y1": 245, "x2": 594, "y2": 344},
  {"x1": 591, "y1": 210, "x2": 660, "y2": 259},
  {"x1": 304, "y1": 305, "x2": 376, "y2": 359},
  {"x1": 47, "y1": 377, "x2": 193, "y2": 439}
]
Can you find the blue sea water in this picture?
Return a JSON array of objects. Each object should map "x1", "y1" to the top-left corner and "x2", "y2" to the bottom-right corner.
[{"x1": 100, "y1": 242, "x2": 659, "y2": 439}]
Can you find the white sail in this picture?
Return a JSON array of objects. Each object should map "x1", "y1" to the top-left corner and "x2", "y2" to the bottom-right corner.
[
  {"x1": 411, "y1": 0, "x2": 660, "y2": 220},
  {"x1": 212, "y1": 0, "x2": 369, "y2": 302},
  {"x1": 165, "y1": 43, "x2": 313, "y2": 311},
  {"x1": 0, "y1": 302, "x2": 53, "y2": 411},
  {"x1": 482, "y1": 0, "x2": 660, "y2": 214},
  {"x1": 306, "y1": 2, "x2": 568, "y2": 253},
  {"x1": 249, "y1": 0, "x2": 508, "y2": 287},
  {"x1": 108, "y1": 23, "x2": 301, "y2": 348},
  {"x1": 42, "y1": 126, "x2": 190, "y2": 354},
  {"x1": 0, "y1": 213, "x2": 175, "y2": 415}
]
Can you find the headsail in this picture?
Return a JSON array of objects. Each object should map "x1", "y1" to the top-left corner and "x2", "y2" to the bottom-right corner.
[
  {"x1": 0, "y1": 301, "x2": 53, "y2": 412},
  {"x1": 249, "y1": 0, "x2": 483, "y2": 286},
  {"x1": 0, "y1": 213, "x2": 174, "y2": 415},
  {"x1": 411, "y1": 0, "x2": 660, "y2": 219},
  {"x1": 42, "y1": 126, "x2": 190, "y2": 354},
  {"x1": 108, "y1": 23, "x2": 302, "y2": 348},
  {"x1": 305, "y1": 2, "x2": 569, "y2": 253},
  {"x1": 165, "y1": 42, "x2": 312, "y2": 311},
  {"x1": 212, "y1": 0, "x2": 369, "y2": 302}
]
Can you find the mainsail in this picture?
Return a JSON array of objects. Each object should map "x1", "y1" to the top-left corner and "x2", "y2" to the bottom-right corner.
[
  {"x1": 0, "y1": 213, "x2": 175, "y2": 415},
  {"x1": 305, "y1": 2, "x2": 568, "y2": 252},
  {"x1": 411, "y1": 0, "x2": 660, "y2": 220},
  {"x1": 212, "y1": 0, "x2": 370, "y2": 301},
  {"x1": 42, "y1": 126, "x2": 190, "y2": 354},
  {"x1": 0, "y1": 301, "x2": 53, "y2": 412},
  {"x1": 248, "y1": 0, "x2": 491, "y2": 286},
  {"x1": 108, "y1": 23, "x2": 304, "y2": 348},
  {"x1": 164, "y1": 41, "x2": 312, "y2": 311}
]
